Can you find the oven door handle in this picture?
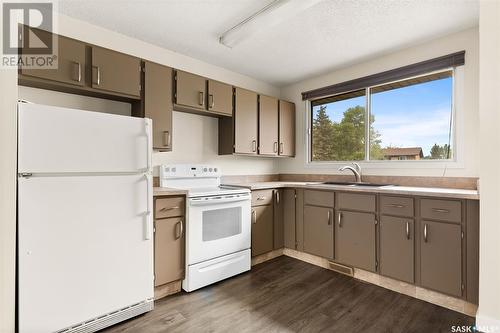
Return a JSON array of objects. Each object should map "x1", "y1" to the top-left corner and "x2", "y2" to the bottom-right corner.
[{"x1": 189, "y1": 195, "x2": 250, "y2": 206}]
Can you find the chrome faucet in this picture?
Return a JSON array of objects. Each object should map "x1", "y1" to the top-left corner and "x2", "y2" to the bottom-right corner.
[{"x1": 339, "y1": 162, "x2": 362, "y2": 183}]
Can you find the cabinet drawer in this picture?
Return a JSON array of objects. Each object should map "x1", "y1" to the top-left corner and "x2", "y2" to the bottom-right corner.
[
  {"x1": 252, "y1": 189, "x2": 274, "y2": 206},
  {"x1": 420, "y1": 199, "x2": 461, "y2": 223},
  {"x1": 304, "y1": 190, "x2": 334, "y2": 207},
  {"x1": 155, "y1": 196, "x2": 185, "y2": 219},
  {"x1": 337, "y1": 193, "x2": 375, "y2": 212},
  {"x1": 380, "y1": 196, "x2": 414, "y2": 217}
]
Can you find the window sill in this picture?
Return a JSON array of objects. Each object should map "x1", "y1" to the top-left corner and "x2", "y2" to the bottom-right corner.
[{"x1": 305, "y1": 160, "x2": 464, "y2": 170}]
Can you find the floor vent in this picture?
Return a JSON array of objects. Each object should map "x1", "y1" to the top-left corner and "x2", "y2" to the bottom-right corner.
[
  {"x1": 56, "y1": 299, "x2": 154, "y2": 333},
  {"x1": 328, "y1": 261, "x2": 354, "y2": 277}
]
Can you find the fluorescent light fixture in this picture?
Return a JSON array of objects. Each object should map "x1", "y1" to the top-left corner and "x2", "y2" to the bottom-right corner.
[{"x1": 219, "y1": 0, "x2": 323, "y2": 48}]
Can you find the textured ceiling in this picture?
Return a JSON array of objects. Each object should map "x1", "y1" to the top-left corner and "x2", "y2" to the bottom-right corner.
[{"x1": 58, "y1": 0, "x2": 479, "y2": 86}]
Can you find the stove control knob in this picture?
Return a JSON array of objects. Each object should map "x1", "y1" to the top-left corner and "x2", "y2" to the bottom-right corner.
[
  {"x1": 165, "y1": 167, "x2": 170, "y2": 172},
  {"x1": 172, "y1": 167, "x2": 176, "y2": 172},
  {"x1": 209, "y1": 168, "x2": 213, "y2": 172},
  {"x1": 214, "y1": 168, "x2": 218, "y2": 172},
  {"x1": 203, "y1": 167, "x2": 207, "y2": 172}
]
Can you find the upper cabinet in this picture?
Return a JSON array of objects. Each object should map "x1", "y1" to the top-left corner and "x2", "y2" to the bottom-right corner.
[
  {"x1": 91, "y1": 46, "x2": 142, "y2": 98},
  {"x1": 279, "y1": 100, "x2": 295, "y2": 157},
  {"x1": 175, "y1": 71, "x2": 206, "y2": 110},
  {"x1": 174, "y1": 72, "x2": 233, "y2": 117},
  {"x1": 234, "y1": 88, "x2": 259, "y2": 154},
  {"x1": 207, "y1": 79, "x2": 233, "y2": 116},
  {"x1": 259, "y1": 95, "x2": 279, "y2": 156},
  {"x1": 20, "y1": 32, "x2": 86, "y2": 87},
  {"x1": 143, "y1": 61, "x2": 173, "y2": 152}
]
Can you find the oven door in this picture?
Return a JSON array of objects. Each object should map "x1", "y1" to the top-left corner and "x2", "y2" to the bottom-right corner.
[{"x1": 187, "y1": 193, "x2": 251, "y2": 265}]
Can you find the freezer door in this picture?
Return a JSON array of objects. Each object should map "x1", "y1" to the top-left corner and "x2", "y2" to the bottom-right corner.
[
  {"x1": 18, "y1": 175, "x2": 153, "y2": 333},
  {"x1": 18, "y1": 103, "x2": 151, "y2": 173}
]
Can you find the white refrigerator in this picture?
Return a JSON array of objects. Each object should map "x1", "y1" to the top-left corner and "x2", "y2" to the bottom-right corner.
[{"x1": 17, "y1": 103, "x2": 154, "y2": 333}]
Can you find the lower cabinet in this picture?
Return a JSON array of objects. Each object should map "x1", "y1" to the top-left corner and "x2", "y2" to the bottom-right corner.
[
  {"x1": 303, "y1": 205, "x2": 334, "y2": 259},
  {"x1": 335, "y1": 211, "x2": 376, "y2": 272},
  {"x1": 420, "y1": 220, "x2": 462, "y2": 297},
  {"x1": 379, "y1": 216, "x2": 414, "y2": 283},
  {"x1": 154, "y1": 217, "x2": 185, "y2": 286},
  {"x1": 153, "y1": 195, "x2": 185, "y2": 298},
  {"x1": 273, "y1": 189, "x2": 284, "y2": 249},
  {"x1": 251, "y1": 204, "x2": 274, "y2": 256}
]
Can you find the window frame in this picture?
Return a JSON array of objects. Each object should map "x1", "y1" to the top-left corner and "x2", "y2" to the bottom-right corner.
[{"x1": 305, "y1": 67, "x2": 463, "y2": 169}]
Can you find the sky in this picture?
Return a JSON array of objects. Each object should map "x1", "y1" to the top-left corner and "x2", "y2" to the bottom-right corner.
[{"x1": 313, "y1": 77, "x2": 453, "y2": 157}]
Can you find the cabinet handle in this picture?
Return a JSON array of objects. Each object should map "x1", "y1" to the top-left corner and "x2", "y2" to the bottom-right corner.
[
  {"x1": 275, "y1": 191, "x2": 280, "y2": 205},
  {"x1": 432, "y1": 208, "x2": 450, "y2": 213},
  {"x1": 337, "y1": 212, "x2": 342, "y2": 227},
  {"x1": 423, "y1": 223, "x2": 428, "y2": 242},
  {"x1": 163, "y1": 131, "x2": 171, "y2": 147},
  {"x1": 327, "y1": 210, "x2": 331, "y2": 225},
  {"x1": 406, "y1": 221, "x2": 410, "y2": 240},
  {"x1": 252, "y1": 210, "x2": 256, "y2": 224},
  {"x1": 160, "y1": 206, "x2": 179, "y2": 212},
  {"x1": 94, "y1": 66, "x2": 101, "y2": 85},
  {"x1": 280, "y1": 142, "x2": 284, "y2": 154},
  {"x1": 389, "y1": 204, "x2": 405, "y2": 208},
  {"x1": 274, "y1": 142, "x2": 278, "y2": 153},
  {"x1": 252, "y1": 140, "x2": 257, "y2": 152},
  {"x1": 176, "y1": 220, "x2": 183, "y2": 239},
  {"x1": 208, "y1": 94, "x2": 214, "y2": 108},
  {"x1": 73, "y1": 61, "x2": 81, "y2": 82},
  {"x1": 198, "y1": 91, "x2": 204, "y2": 106}
]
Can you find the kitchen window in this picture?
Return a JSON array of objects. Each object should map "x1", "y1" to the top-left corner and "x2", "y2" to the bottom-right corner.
[{"x1": 309, "y1": 69, "x2": 455, "y2": 163}]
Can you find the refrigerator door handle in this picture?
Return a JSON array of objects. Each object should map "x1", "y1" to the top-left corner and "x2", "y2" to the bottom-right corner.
[
  {"x1": 144, "y1": 174, "x2": 152, "y2": 240},
  {"x1": 145, "y1": 119, "x2": 152, "y2": 173}
]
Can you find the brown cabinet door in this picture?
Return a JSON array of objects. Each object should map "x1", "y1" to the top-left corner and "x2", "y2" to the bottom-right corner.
[
  {"x1": 207, "y1": 79, "x2": 232, "y2": 116},
  {"x1": 380, "y1": 216, "x2": 414, "y2": 283},
  {"x1": 335, "y1": 211, "x2": 376, "y2": 271},
  {"x1": 251, "y1": 205, "x2": 274, "y2": 256},
  {"x1": 175, "y1": 71, "x2": 206, "y2": 110},
  {"x1": 303, "y1": 205, "x2": 334, "y2": 259},
  {"x1": 283, "y1": 189, "x2": 296, "y2": 249},
  {"x1": 91, "y1": 46, "x2": 141, "y2": 97},
  {"x1": 154, "y1": 217, "x2": 185, "y2": 286},
  {"x1": 234, "y1": 88, "x2": 258, "y2": 154},
  {"x1": 259, "y1": 95, "x2": 279, "y2": 156},
  {"x1": 420, "y1": 220, "x2": 462, "y2": 297},
  {"x1": 273, "y1": 189, "x2": 284, "y2": 249},
  {"x1": 278, "y1": 100, "x2": 295, "y2": 156},
  {"x1": 144, "y1": 61, "x2": 173, "y2": 151},
  {"x1": 21, "y1": 32, "x2": 85, "y2": 87}
]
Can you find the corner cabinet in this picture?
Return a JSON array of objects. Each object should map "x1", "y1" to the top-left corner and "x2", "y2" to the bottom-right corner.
[{"x1": 278, "y1": 100, "x2": 295, "y2": 156}]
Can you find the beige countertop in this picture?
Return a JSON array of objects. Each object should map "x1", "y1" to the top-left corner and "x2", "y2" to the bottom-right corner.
[
  {"x1": 153, "y1": 187, "x2": 188, "y2": 197},
  {"x1": 222, "y1": 181, "x2": 480, "y2": 200}
]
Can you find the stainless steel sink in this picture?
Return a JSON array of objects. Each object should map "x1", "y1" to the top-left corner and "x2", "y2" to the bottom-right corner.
[{"x1": 321, "y1": 181, "x2": 393, "y2": 187}]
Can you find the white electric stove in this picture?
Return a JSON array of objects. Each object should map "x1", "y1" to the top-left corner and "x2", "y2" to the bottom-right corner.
[{"x1": 159, "y1": 165, "x2": 251, "y2": 292}]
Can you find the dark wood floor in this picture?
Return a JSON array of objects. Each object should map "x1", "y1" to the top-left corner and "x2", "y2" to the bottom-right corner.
[{"x1": 102, "y1": 256, "x2": 474, "y2": 333}]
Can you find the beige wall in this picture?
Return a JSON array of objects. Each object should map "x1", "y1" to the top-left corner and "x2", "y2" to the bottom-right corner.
[
  {"x1": 279, "y1": 28, "x2": 479, "y2": 177},
  {"x1": 0, "y1": 68, "x2": 18, "y2": 333},
  {"x1": 476, "y1": 0, "x2": 500, "y2": 329}
]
